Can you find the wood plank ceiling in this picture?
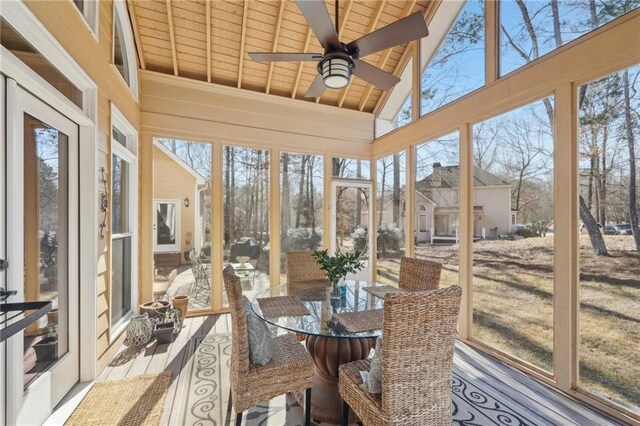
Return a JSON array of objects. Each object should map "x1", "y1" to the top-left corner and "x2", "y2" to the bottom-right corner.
[{"x1": 127, "y1": 0, "x2": 435, "y2": 112}]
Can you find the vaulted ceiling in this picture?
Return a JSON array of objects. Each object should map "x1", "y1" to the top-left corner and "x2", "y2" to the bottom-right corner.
[{"x1": 126, "y1": 0, "x2": 437, "y2": 112}]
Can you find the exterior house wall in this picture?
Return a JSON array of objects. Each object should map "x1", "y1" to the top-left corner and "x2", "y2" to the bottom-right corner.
[
  {"x1": 24, "y1": 0, "x2": 141, "y2": 372},
  {"x1": 473, "y1": 186, "x2": 512, "y2": 236},
  {"x1": 153, "y1": 145, "x2": 198, "y2": 260}
]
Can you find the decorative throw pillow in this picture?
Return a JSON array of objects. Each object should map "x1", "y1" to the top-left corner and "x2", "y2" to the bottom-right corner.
[
  {"x1": 243, "y1": 296, "x2": 273, "y2": 365},
  {"x1": 364, "y1": 335, "x2": 383, "y2": 393}
]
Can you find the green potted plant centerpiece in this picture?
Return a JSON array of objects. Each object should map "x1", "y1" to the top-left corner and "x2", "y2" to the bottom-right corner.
[{"x1": 312, "y1": 249, "x2": 363, "y2": 293}]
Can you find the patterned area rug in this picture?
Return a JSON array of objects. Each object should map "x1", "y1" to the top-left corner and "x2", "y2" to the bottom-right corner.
[{"x1": 177, "y1": 334, "x2": 543, "y2": 425}]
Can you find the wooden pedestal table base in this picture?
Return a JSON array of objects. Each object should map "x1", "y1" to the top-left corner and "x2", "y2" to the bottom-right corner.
[{"x1": 296, "y1": 335, "x2": 374, "y2": 424}]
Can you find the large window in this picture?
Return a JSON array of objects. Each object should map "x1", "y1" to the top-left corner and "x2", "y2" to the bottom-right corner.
[
  {"x1": 500, "y1": 0, "x2": 640, "y2": 76},
  {"x1": 72, "y1": 0, "x2": 98, "y2": 34},
  {"x1": 420, "y1": 0, "x2": 485, "y2": 117},
  {"x1": 415, "y1": 132, "x2": 460, "y2": 287},
  {"x1": 155, "y1": 139, "x2": 212, "y2": 311},
  {"x1": 110, "y1": 107, "x2": 138, "y2": 334},
  {"x1": 472, "y1": 98, "x2": 555, "y2": 373},
  {"x1": 578, "y1": 65, "x2": 640, "y2": 413},
  {"x1": 223, "y1": 146, "x2": 270, "y2": 303},
  {"x1": 280, "y1": 152, "x2": 323, "y2": 283},
  {"x1": 376, "y1": 152, "x2": 406, "y2": 284},
  {"x1": 113, "y1": 0, "x2": 138, "y2": 97}
]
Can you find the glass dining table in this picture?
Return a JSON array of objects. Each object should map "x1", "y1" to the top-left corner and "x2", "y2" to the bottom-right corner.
[{"x1": 251, "y1": 280, "x2": 389, "y2": 424}]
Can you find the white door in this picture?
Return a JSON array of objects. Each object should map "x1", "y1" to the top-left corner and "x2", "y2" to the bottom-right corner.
[
  {"x1": 154, "y1": 199, "x2": 180, "y2": 252},
  {"x1": 330, "y1": 180, "x2": 374, "y2": 282},
  {"x1": 4, "y1": 80, "x2": 80, "y2": 425}
]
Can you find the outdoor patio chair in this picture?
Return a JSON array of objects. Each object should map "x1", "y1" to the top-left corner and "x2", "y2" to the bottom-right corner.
[
  {"x1": 223, "y1": 267, "x2": 314, "y2": 426},
  {"x1": 338, "y1": 285, "x2": 462, "y2": 426},
  {"x1": 190, "y1": 258, "x2": 210, "y2": 304},
  {"x1": 398, "y1": 257, "x2": 442, "y2": 292},
  {"x1": 285, "y1": 251, "x2": 330, "y2": 294}
]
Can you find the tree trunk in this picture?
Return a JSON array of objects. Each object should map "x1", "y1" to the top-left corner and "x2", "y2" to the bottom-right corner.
[
  {"x1": 356, "y1": 160, "x2": 362, "y2": 221},
  {"x1": 392, "y1": 154, "x2": 400, "y2": 225},
  {"x1": 224, "y1": 146, "x2": 231, "y2": 247},
  {"x1": 281, "y1": 153, "x2": 290, "y2": 242},
  {"x1": 378, "y1": 162, "x2": 386, "y2": 226},
  {"x1": 550, "y1": 0, "x2": 562, "y2": 48},
  {"x1": 599, "y1": 126, "x2": 608, "y2": 225},
  {"x1": 295, "y1": 156, "x2": 307, "y2": 228},
  {"x1": 580, "y1": 196, "x2": 608, "y2": 256},
  {"x1": 623, "y1": 69, "x2": 640, "y2": 251}
]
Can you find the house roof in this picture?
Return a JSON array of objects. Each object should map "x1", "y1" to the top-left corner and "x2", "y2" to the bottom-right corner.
[
  {"x1": 126, "y1": 0, "x2": 436, "y2": 112},
  {"x1": 416, "y1": 165, "x2": 509, "y2": 191},
  {"x1": 154, "y1": 142, "x2": 206, "y2": 185}
]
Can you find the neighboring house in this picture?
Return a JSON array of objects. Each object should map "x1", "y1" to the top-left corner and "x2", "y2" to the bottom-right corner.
[
  {"x1": 153, "y1": 142, "x2": 206, "y2": 267},
  {"x1": 379, "y1": 163, "x2": 514, "y2": 243}
]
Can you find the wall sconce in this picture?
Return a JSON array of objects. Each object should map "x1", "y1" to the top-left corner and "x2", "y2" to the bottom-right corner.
[
  {"x1": 184, "y1": 196, "x2": 190, "y2": 208},
  {"x1": 99, "y1": 167, "x2": 108, "y2": 240}
]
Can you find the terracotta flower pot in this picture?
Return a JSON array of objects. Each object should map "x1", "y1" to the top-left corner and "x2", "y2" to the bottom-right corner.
[
  {"x1": 46, "y1": 308, "x2": 58, "y2": 324},
  {"x1": 171, "y1": 295, "x2": 189, "y2": 324}
]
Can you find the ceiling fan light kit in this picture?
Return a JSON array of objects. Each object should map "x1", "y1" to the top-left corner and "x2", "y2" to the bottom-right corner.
[
  {"x1": 319, "y1": 53, "x2": 354, "y2": 89},
  {"x1": 248, "y1": 0, "x2": 429, "y2": 98}
]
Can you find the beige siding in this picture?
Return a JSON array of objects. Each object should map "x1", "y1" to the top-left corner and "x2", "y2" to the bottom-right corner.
[{"x1": 153, "y1": 145, "x2": 198, "y2": 258}]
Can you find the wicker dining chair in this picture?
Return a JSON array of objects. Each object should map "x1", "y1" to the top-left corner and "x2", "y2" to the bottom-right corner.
[
  {"x1": 398, "y1": 256, "x2": 442, "y2": 292},
  {"x1": 338, "y1": 285, "x2": 462, "y2": 426},
  {"x1": 223, "y1": 267, "x2": 314, "y2": 426},
  {"x1": 285, "y1": 251, "x2": 330, "y2": 294}
]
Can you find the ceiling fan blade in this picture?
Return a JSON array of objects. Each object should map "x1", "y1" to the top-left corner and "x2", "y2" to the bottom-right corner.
[
  {"x1": 295, "y1": 0, "x2": 341, "y2": 50},
  {"x1": 304, "y1": 74, "x2": 327, "y2": 98},
  {"x1": 347, "y1": 12, "x2": 429, "y2": 58},
  {"x1": 248, "y1": 52, "x2": 324, "y2": 63},
  {"x1": 353, "y1": 59, "x2": 400, "y2": 90}
]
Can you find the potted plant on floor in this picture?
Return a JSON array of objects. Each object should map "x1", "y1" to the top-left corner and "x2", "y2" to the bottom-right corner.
[
  {"x1": 139, "y1": 300, "x2": 170, "y2": 319},
  {"x1": 171, "y1": 295, "x2": 189, "y2": 325},
  {"x1": 312, "y1": 249, "x2": 363, "y2": 296},
  {"x1": 154, "y1": 309, "x2": 180, "y2": 344},
  {"x1": 34, "y1": 322, "x2": 58, "y2": 362}
]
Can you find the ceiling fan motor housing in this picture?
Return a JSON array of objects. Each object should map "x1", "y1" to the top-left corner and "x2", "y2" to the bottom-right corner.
[{"x1": 317, "y1": 51, "x2": 355, "y2": 89}]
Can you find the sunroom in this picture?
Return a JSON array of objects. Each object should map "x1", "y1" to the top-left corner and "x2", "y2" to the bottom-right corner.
[{"x1": 0, "y1": 0, "x2": 638, "y2": 425}]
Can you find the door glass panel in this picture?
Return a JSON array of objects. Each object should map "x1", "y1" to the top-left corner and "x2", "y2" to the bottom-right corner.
[
  {"x1": 156, "y1": 202, "x2": 177, "y2": 246},
  {"x1": 335, "y1": 186, "x2": 370, "y2": 270},
  {"x1": 23, "y1": 114, "x2": 69, "y2": 388}
]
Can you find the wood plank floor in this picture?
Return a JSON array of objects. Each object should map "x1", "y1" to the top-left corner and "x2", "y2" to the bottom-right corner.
[{"x1": 96, "y1": 315, "x2": 624, "y2": 426}]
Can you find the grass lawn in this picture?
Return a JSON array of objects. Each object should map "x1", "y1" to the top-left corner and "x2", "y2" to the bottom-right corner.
[{"x1": 378, "y1": 235, "x2": 639, "y2": 414}]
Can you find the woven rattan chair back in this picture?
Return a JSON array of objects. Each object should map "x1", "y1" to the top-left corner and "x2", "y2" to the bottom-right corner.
[
  {"x1": 398, "y1": 257, "x2": 442, "y2": 292},
  {"x1": 381, "y1": 285, "x2": 462, "y2": 423},
  {"x1": 223, "y1": 266, "x2": 251, "y2": 385},
  {"x1": 285, "y1": 251, "x2": 326, "y2": 284}
]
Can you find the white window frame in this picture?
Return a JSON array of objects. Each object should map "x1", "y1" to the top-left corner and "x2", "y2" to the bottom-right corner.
[
  {"x1": 71, "y1": 0, "x2": 99, "y2": 38},
  {"x1": 112, "y1": 0, "x2": 139, "y2": 100},
  {"x1": 109, "y1": 103, "x2": 138, "y2": 339},
  {"x1": 153, "y1": 199, "x2": 182, "y2": 253}
]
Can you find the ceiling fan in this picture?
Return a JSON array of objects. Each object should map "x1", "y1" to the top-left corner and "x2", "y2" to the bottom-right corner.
[{"x1": 248, "y1": 0, "x2": 429, "y2": 98}]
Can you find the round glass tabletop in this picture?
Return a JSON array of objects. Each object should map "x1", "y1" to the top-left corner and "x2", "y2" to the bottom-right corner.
[{"x1": 251, "y1": 280, "x2": 386, "y2": 339}]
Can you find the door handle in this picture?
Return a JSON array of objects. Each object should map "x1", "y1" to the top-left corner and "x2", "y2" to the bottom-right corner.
[{"x1": 0, "y1": 259, "x2": 8, "y2": 272}]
